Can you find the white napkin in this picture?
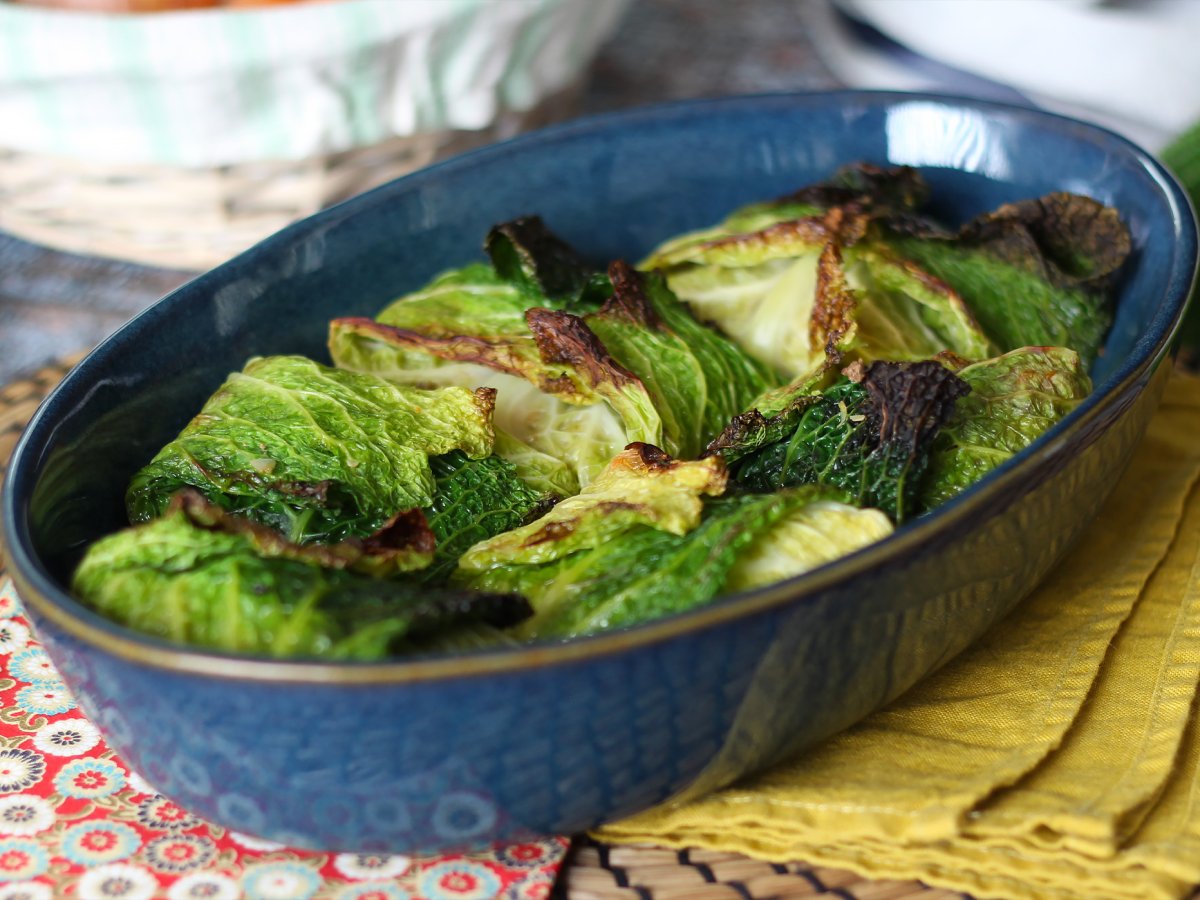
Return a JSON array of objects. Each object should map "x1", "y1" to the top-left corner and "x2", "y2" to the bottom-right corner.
[{"x1": 805, "y1": 0, "x2": 1200, "y2": 151}]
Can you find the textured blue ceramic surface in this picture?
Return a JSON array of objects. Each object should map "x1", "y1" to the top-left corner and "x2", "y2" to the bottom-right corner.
[{"x1": 2, "y1": 92, "x2": 1195, "y2": 852}]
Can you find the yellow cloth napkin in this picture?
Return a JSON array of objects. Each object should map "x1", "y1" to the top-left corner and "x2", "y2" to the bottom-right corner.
[{"x1": 596, "y1": 372, "x2": 1200, "y2": 900}]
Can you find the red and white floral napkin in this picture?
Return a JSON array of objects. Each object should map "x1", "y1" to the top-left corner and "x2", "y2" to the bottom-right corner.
[{"x1": 0, "y1": 579, "x2": 568, "y2": 900}]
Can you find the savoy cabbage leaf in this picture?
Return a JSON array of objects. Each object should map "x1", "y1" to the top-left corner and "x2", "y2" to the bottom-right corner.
[
  {"x1": 584, "y1": 262, "x2": 778, "y2": 458},
  {"x1": 457, "y1": 486, "x2": 857, "y2": 641},
  {"x1": 884, "y1": 193, "x2": 1130, "y2": 365},
  {"x1": 328, "y1": 312, "x2": 660, "y2": 490},
  {"x1": 920, "y1": 346, "x2": 1092, "y2": 508},
  {"x1": 724, "y1": 497, "x2": 894, "y2": 592},
  {"x1": 73, "y1": 497, "x2": 530, "y2": 660},
  {"x1": 643, "y1": 205, "x2": 993, "y2": 378},
  {"x1": 126, "y1": 355, "x2": 495, "y2": 544},
  {"x1": 712, "y1": 360, "x2": 969, "y2": 523},
  {"x1": 421, "y1": 450, "x2": 554, "y2": 585},
  {"x1": 458, "y1": 443, "x2": 727, "y2": 573},
  {"x1": 484, "y1": 215, "x2": 611, "y2": 310}
]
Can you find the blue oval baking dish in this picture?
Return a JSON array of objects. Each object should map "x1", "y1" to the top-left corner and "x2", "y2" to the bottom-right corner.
[{"x1": 1, "y1": 91, "x2": 1195, "y2": 852}]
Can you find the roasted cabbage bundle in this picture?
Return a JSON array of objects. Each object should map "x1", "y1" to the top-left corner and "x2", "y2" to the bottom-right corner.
[
  {"x1": 76, "y1": 491, "x2": 531, "y2": 659},
  {"x1": 455, "y1": 444, "x2": 893, "y2": 639},
  {"x1": 71, "y1": 164, "x2": 1126, "y2": 659},
  {"x1": 329, "y1": 218, "x2": 775, "y2": 491},
  {"x1": 645, "y1": 164, "x2": 1128, "y2": 376}
]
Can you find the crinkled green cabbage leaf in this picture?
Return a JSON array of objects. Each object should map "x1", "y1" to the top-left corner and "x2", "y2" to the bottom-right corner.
[
  {"x1": 328, "y1": 312, "x2": 658, "y2": 491},
  {"x1": 422, "y1": 450, "x2": 554, "y2": 585},
  {"x1": 841, "y1": 244, "x2": 996, "y2": 362},
  {"x1": 710, "y1": 360, "x2": 969, "y2": 523},
  {"x1": 457, "y1": 485, "x2": 852, "y2": 641},
  {"x1": 164, "y1": 488, "x2": 437, "y2": 578},
  {"x1": 72, "y1": 497, "x2": 530, "y2": 660},
  {"x1": 458, "y1": 443, "x2": 727, "y2": 572},
  {"x1": 884, "y1": 193, "x2": 1130, "y2": 365},
  {"x1": 491, "y1": 427, "x2": 583, "y2": 498},
  {"x1": 584, "y1": 262, "x2": 777, "y2": 458},
  {"x1": 644, "y1": 214, "x2": 995, "y2": 378},
  {"x1": 327, "y1": 238, "x2": 659, "y2": 491},
  {"x1": 643, "y1": 217, "x2": 840, "y2": 377},
  {"x1": 920, "y1": 346, "x2": 1092, "y2": 508},
  {"x1": 126, "y1": 356, "x2": 495, "y2": 545}
]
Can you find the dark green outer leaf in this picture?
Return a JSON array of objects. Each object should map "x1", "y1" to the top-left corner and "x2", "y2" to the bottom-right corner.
[
  {"x1": 72, "y1": 510, "x2": 530, "y2": 660},
  {"x1": 125, "y1": 355, "x2": 495, "y2": 544},
  {"x1": 889, "y1": 236, "x2": 1110, "y2": 366},
  {"x1": 485, "y1": 216, "x2": 610, "y2": 310},
  {"x1": 883, "y1": 193, "x2": 1130, "y2": 364},
  {"x1": 171, "y1": 488, "x2": 436, "y2": 578},
  {"x1": 421, "y1": 451, "x2": 554, "y2": 585},
  {"x1": 727, "y1": 361, "x2": 969, "y2": 522},
  {"x1": 730, "y1": 380, "x2": 875, "y2": 493}
]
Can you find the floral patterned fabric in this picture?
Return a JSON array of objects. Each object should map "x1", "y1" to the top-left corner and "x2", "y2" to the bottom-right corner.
[{"x1": 0, "y1": 578, "x2": 567, "y2": 900}]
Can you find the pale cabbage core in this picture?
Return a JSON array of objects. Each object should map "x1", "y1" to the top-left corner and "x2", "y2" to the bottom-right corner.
[
  {"x1": 725, "y1": 500, "x2": 894, "y2": 592},
  {"x1": 668, "y1": 253, "x2": 822, "y2": 379}
]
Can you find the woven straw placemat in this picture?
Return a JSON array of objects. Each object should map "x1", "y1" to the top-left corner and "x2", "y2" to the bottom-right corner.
[
  {"x1": 555, "y1": 837, "x2": 965, "y2": 899},
  {"x1": 0, "y1": 353, "x2": 967, "y2": 899},
  {"x1": 0, "y1": 352, "x2": 85, "y2": 469}
]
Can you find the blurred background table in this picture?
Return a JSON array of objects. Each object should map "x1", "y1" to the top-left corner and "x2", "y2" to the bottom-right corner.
[{"x1": 0, "y1": 0, "x2": 839, "y2": 384}]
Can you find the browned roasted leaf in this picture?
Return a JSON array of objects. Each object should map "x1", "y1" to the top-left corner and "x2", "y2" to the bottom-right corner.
[
  {"x1": 964, "y1": 192, "x2": 1132, "y2": 285},
  {"x1": 783, "y1": 162, "x2": 929, "y2": 213},
  {"x1": 168, "y1": 489, "x2": 436, "y2": 576},
  {"x1": 811, "y1": 242, "x2": 857, "y2": 354},
  {"x1": 524, "y1": 307, "x2": 640, "y2": 392},
  {"x1": 861, "y1": 359, "x2": 971, "y2": 449}
]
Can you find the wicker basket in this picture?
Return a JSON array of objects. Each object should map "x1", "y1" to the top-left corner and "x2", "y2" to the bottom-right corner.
[{"x1": 0, "y1": 86, "x2": 579, "y2": 270}]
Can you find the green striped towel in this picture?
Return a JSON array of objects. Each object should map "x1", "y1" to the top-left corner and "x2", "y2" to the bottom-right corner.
[{"x1": 0, "y1": 0, "x2": 629, "y2": 168}]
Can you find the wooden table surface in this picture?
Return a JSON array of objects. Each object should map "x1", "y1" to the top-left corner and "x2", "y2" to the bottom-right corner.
[{"x1": 0, "y1": 0, "x2": 839, "y2": 385}]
